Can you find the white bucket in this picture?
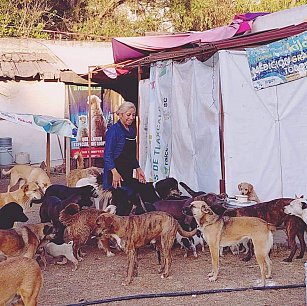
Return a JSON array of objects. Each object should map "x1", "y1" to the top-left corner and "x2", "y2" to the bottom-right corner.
[
  {"x1": 15, "y1": 152, "x2": 31, "y2": 164},
  {"x1": 0, "y1": 137, "x2": 13, "y2": 166}
]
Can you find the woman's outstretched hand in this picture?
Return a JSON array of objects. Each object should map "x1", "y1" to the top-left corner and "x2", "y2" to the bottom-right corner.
[
  {"x1": 136, "y1": 168, "x2": 146, "y2": 184},
  {"x1": 111, "y1": 168, "x2": 123, "y2": 188}
]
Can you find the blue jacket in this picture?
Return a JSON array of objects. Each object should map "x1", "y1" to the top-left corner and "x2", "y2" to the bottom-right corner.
[{"x1": 103, "y1": 120, "x2": 140, "y2": 189}]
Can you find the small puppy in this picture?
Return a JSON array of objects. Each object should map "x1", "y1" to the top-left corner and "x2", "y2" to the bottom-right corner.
[
  {"x1": 0, "y1": 182, "x2": 42, "y2": 210},
  {"x1": 0, "y1": 257, "x2": 43, "y2": 306},
  {"x1": 238, "y1": 182, "x2": 260, "y2": 203},
  {"x1": 2, "y1": 164, "x2": 51, "y2": 192},
  {"x1": 41, "y1": 241, "x2": 79, "y2": 271},
  {"x1": 176, "y1": 229, "x2": 205, "y2": 258},
  {"x1": 0, "y1": 202, "x2": 28, "y2": 229}
]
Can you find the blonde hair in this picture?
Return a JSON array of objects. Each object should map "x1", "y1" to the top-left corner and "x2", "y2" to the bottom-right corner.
[{"x1": 116, "y1": 101, "x2": 136, "y2": 115}]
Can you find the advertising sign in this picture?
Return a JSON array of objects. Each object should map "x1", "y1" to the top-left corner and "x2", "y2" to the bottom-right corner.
[
  {"x1": 246, "y1": 31, "x2": 307, "y2": 90},
  {"x1": 68, "y1": 85, "x2": 113, "y2": 158}
]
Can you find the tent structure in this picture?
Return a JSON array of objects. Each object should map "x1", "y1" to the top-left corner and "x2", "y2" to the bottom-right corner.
[{"x1": 85, "y1": 6, "x2": 307, "y2": 200}]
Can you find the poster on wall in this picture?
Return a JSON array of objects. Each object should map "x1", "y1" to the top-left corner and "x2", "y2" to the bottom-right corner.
[
  {"x1": 246, "y1": 31, "x2": 307, "y2": 90},
  {"x1": 68, "y1": 85, "x2": 113, "y2": 158}
]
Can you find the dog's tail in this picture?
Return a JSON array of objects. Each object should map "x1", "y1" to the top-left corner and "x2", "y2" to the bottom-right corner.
[
  {"x1": 177, "y1": 222, "x2": 197, "y2": 238},
  {"x1": 179, "y1": 182, "x2": 205, "y2": 197},
  {"x1": 1, "y1": 168, "x2": 12, "y2": 176},
  {"x1": 59, "y1": 203, "x2": 80, "y2": 226}
]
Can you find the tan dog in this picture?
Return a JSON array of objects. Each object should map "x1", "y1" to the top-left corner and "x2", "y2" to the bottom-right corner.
[
  {"x1": 187, "y1": 201, "x2": 275, "y2": 286},
  {"x1": 0, "y1": 223, "x2": 55, "y2": 260},
  {"x1": 95, "y1": 211, "x2": 197, "y2": 285},
  {"x1": 0, "y1": 182, "x2": 42, "y2": 210},
  {"x1": 2, "y1": 164, "x2": 51, "y2": 192},
  {"x1": 238, "y1": 182, "x2": 260, "y2": 203},
  {"x1": 0, "y1": 257, "x2": 43, "y2": 306},
  {"x1": 59, "y1": 203, "x2": 117, "y2": 261},
  {"x1": 67, "y1": 151, "x2": 101, "y2": 187}
]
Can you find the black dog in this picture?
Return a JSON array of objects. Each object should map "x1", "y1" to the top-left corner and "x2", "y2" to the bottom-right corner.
[
  {"x1": 39, "y1": 194, "x2": 87, "y2": 244},
  {"x1": 31, "y1": 184, "x2": 97, "y2": 208},
  {"x1": 0, "y1": 202, "x2": 28, "y2": 229}
]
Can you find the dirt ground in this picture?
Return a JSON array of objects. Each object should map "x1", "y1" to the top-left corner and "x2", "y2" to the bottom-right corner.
[{"x1": 1, "y1": 173, "x2": 306, "y2": 306}]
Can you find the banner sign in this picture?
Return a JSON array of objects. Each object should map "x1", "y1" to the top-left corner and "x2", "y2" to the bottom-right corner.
[
  {"x1": 146, "y1": 60, "x2": 172, "y2": 182},
  {"x1": 246, "y1": 31, "x2": 307, "y2": 90},
  {"x1": 0, "y1": 111, "x2": 76, "y2": 137},
  {"x1": 68, "y1": 85, "x2": 113, "y2": 158}
]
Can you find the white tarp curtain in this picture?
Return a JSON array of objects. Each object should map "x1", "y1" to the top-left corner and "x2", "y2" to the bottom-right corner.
[
  {"x1": 219, "y1": 50, "x2": 307, "y2": 200},
  {"x1": 139, "y1": 57, "x2": 221, "y2": 193}
]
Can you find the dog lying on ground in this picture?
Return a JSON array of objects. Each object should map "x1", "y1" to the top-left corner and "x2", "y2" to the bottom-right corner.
[
  {"x1": 0, "y1": 182, "x2": 42, "y2": 210},
  {"x1": 0, "y1": 223, "x2": 55, "y2": 260},
  {"x1": 238, "y1": 182, "x2": 261, "y2": 203},
  {"x1": 186, "y1": 200, "x2": 275, "y2": 286},
  {"x1": 94, "y1": 211, "x2": 197, "y2": 285},
  {"x1": 2, "y1": 164, "x2": 51, "y2": 192},
  {"x1": 0, "y1": 257, "x2": 43, "y2": 306},
  {"x1": 284, "y1": 198, "x2": 307, "y2": 224},
  {"x1": 0, "y1": 202, "x2": 28, "y2": 229},
  {"x1": 59, "y1": 203, "x2": 117, "y2": 260}
]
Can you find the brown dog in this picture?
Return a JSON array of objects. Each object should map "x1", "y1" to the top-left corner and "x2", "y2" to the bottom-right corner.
[
  {"x1": 0, "y1": 257, "x2": 43, "y2": 306},
  {"x1": 0, "y1": 223, "x2": 55, "y2": 260},
  {"x1": 95, "y1": 211, "x2": 197, "y2": 285},
  {"x1": 188, "y1": 200, "x2": 275, "y2": 286},
  {"x1": 238, "y1": 182, "x2": 260, "y2": 203},
  {"x1": 59, "y1": 203, "x2": 116, "y2": 260},
  {"x1": 0, "y1": 182, "x2": 42, "y2": 210},
  {"x1": 2, "y1": 164, "x2": 51, "y2": 192}
]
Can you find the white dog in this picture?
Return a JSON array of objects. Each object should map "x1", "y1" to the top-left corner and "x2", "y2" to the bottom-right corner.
[
  {"x1": 284, "y1": 198, "x2": 307, "y2": 224},
  {"x1": 45, "y1": 241, "x2": 79, "y2": 271}
]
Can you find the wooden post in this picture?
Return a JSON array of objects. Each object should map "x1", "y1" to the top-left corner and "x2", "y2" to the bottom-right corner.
[
  {"x1": 88, "y1": 66, "x2": 92, "y2": 167},
  {"x1": 46, "y1": 133, "x2": 51, "y2": 177}
]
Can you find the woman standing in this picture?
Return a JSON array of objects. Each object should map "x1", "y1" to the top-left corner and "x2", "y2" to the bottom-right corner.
[{"x1": 103, "y1": 101, "x2": 146, "y2": 192}]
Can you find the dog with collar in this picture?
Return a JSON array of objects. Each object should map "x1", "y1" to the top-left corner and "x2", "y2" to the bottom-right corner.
[{"x1": 185, "y1": 200, "x2": 275, "y2": 286}]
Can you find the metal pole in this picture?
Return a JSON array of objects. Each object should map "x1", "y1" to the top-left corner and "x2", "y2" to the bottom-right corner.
[{"x1": 88, "y1": 66, "x2": 92, "y2": 167}]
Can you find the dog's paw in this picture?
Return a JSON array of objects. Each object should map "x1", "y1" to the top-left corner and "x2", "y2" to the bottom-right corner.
[
  {"x1": 106, "y1": 251, "x2": 115, "y2": 257},
  {"x1": 208, "y1": 275, "x2": 217, "y2": 282},
  {"x1": 207, "y1": 271, "x2": 214, "y2": 277}
]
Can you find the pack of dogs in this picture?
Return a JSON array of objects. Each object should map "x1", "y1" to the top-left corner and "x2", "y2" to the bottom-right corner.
[{"x1": 1, "y1": 163, "x2": 307, "y2": 303}]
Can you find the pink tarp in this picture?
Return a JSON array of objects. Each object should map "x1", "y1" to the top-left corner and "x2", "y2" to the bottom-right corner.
[{"x1": 112, "y1": 13, "x2": 269, "y2": 63}]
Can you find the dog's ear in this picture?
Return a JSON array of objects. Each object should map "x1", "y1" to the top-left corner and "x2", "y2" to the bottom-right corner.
[
  {"x1": 201, "y1": 204, "x2": 212, "y2": 214},
  {"x1": 238, "y1": 183, "x2": 242, "y2": 190},
  {"x1": 248, "y1": 184, "x2": 253, "y2": 192}
]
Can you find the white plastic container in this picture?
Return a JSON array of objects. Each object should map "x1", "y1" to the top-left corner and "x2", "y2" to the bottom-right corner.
[{"x1": 15, "y1": 152, "x2": 30, "y2": 164}]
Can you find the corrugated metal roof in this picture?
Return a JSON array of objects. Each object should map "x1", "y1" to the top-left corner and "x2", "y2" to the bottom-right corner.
[{"x1": 0, "y1": 51, "x2": 69, "y2": 80}]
